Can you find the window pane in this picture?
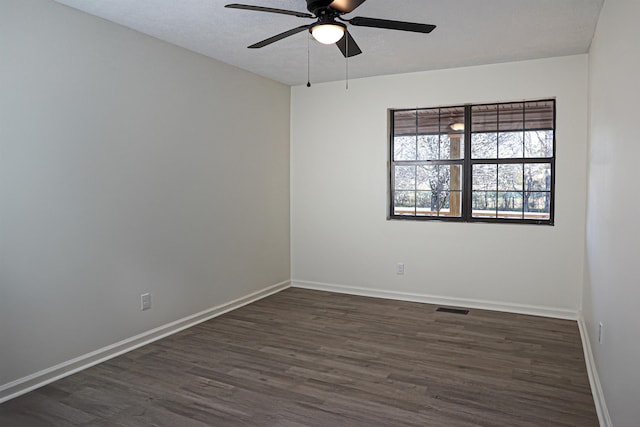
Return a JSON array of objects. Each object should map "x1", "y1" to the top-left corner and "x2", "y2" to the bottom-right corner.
[
  {"x1": 440, "y1": 107, "x2": 465, "y2": 133},
  {"x1": 471, "y1": 133, "x2": 497, "y2": 159},
  {"x1": 498, "y1": 164, "x2": 523, "y2": 191},
  {"x1": 498, "y1": 131, "x2": 524, "y2": 158},
  {"x1": 524, "y1": 163, "x2": 551, "y2": 191},
  {"x1": 472, "y1": 104, "x2": 497, "y2": 159},
  {"x1": 417, "y1": 109, "x2": 439, "y2": 135},
  {"x1": 395, "y1": 166, "x2": 416, "y2": 190},
  {"x1": 524, "y1": 192, "x2": 551, "y2": 220},
  {"x1": 394, "y1": 136, "x2": 417, "y2": 161},
  {"x1": 394, "y1": 191, "x2": 415, "y2": 215},
  {"x1": 472, "y1": 105, "x2": 497, "y2": 132},
  {"x1": 438, "y1": 134, "x2": 465, "y2": 160},
  {"x1": 416, "y1": 165, "x2": 438, "y2": 191},
  {"x1": 417, "y1": 135, "x2": 439, "y2": 160},
  {"x1": 497, "y1": 192, "x2": 523, "y2": 219},
  {"x1": 416, "y1": 191, "x2": 431, "y2": 216},
  {"x1": 525, "y1": 100, "x2": 554, "y2": 130},
  {"x1": 394, "y1": 110, "x2": 416, "y2": 135},
  {"x1": 499, "y1": 103, "x2": 524, "y2": 131},
  {"x1": 472, "y1": 191, "x2": 497, "y2": 218},
  {"x1": 525, "y1": 130, "x2": 553, "y2": 158},
  {"x1": 417, "y1": 165, "x2": 450, "y2": 212},
  {"x1": 473, "y1": 164, "x2": 497, "y2": 191}
]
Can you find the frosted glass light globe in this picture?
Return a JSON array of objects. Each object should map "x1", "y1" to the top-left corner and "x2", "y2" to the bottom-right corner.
[{"x1": 311, "y1": 24, "x2": 345, "y2": 45}]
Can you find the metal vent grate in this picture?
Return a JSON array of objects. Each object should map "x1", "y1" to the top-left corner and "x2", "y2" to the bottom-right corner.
[{"x1": 436, "y1": 307, "x2": 469, "y2": 315}]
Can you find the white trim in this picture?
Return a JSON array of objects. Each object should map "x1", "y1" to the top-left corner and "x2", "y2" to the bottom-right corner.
[
  {"x1": 292, "y1": 280, "x2": 578, "y2": 320},
  {"x1": 0, "y1": 280, "x2": 290, "y2": 404},
  {"x1": 577, "y1": 313, "x2": 612, "y2": 427}
]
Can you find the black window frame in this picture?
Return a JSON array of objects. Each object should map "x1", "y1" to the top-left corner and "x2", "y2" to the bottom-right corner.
[{"x1": 388, "y1": 99, "x2": 556, "y2": 225}]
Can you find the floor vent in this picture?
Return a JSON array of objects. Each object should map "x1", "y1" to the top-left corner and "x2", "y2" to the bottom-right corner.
[{"x1": 436, "y1": 307, "x2": 469, "y2": 315}]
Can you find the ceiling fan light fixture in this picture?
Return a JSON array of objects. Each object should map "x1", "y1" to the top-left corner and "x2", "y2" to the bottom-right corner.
[{"x1": 311, "y1": 23, "x2": 345, "y2": 45}]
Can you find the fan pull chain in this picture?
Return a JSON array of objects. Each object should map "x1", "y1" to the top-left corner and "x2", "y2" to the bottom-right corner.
[{"x1": 307, "y1": 32, "x2": 311, "y2": 88}]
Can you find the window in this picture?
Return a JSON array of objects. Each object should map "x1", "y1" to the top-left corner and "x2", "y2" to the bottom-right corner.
[{"x1": 389, "y1": 99, "x2": 555, "y2": 224}]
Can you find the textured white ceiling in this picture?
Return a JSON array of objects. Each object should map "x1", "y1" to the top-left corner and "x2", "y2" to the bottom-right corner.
[{"x1": 53, "y1": 0, "x2": 603, "y2": 86}]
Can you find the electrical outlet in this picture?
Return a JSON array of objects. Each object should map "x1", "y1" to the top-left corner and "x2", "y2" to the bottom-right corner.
[
  {"x1": 140, "y1": 293, "x2": 151, "y2": 311},
  {"x1": 396, "y1": 263, "x2": 405, "y2": 275},
  {"x1": 598, "y1": 322, "x2": 604, "y2": 344}
]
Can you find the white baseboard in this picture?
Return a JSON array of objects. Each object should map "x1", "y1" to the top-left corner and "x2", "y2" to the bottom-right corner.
[
  {"x1": 577, "y1": 314, "x2": 612, "y2": 427},
  {"x1": 292, "y1": 280, "x2": 578, "y2": 320},
  {"x1": 0, "y1": 280, "x2": 291, "y2": 404}
]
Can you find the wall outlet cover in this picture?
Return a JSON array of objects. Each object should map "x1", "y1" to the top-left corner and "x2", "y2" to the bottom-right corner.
[{"x1": 141, "y1": 293, "x2": 151, "y2": 311}]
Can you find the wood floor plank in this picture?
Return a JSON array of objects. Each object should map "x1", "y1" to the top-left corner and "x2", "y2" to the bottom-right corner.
[{"x1": 0, "y1": 288, "x2": 598, "y2": 426}]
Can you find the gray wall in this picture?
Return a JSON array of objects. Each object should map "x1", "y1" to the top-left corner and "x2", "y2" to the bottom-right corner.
[
  {"x1": 584, "y1": 0, "x2": 640, "y2": 425},
  {"x1": 0, "y1": 0, "x2": 290, "y2": 385}
]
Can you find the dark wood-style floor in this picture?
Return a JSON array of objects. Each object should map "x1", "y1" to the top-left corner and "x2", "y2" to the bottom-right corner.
[{"x1": 0, "y1": 288, "x2": 598, "y2": 426}]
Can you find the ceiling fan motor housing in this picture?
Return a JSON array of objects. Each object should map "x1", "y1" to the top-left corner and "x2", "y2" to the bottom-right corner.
[{"x1": 306, "y1": 0, "x2": 336, "y2": 15}]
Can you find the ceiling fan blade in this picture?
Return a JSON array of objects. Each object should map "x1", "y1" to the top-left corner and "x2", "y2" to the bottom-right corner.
[
  {"x1": 248, "y1": 25, "x2": 311, "y2": 49},
  {"x1": 349, "y1": 16, "x2": 436, "y2": 33},
  {"x1": 336, "y1": 30, "x2": 362, "y2": 57},
  {"x1": 225, "y1": 4, "x2": 313, "y2": 19},
  {"x1": 329, "y1": 0, "x2": 367, "y2": 14}
]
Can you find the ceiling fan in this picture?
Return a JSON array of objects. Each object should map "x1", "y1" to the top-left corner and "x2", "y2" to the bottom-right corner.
[{"x1": 225, "y1": 0, "x2": 436, "y2": 58}]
